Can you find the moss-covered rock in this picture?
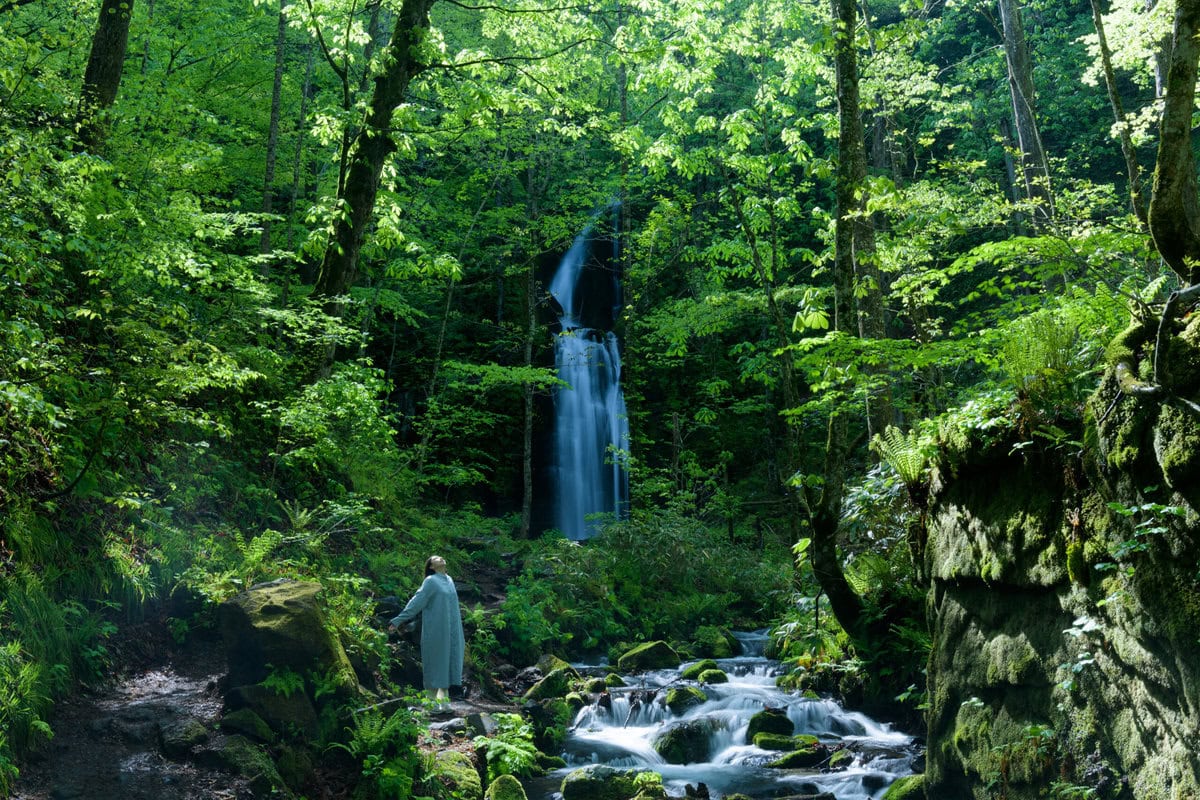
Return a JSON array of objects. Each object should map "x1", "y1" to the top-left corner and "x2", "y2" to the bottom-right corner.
[
  {"x1": 537, "y1": 654, "x2": 574, "y2": 674},
  {"x1": 651, "y1": 718, "x2": 722, "y2": 764},
  {"x1": 746, "y1": 707, "x2": 792, "y2": 740},
  {"x1": 486, "y1": 774, "x2": 528, "y2": 800},
  {"x1": 274, "y1": 744, "x2": 315, "y2": 792},
  {"x1": 219, "y1": 708, "x2": 275, "y2": 743},
  {"x1": 584, "y1": 677, "x2": 608, "y2": 693},
  {"x1": 218, "y1": 579, "x2": 359, "y2": 702},
  {"x1": 434, "y1": 750, "x2": 483, "y2": 800},
  {"x1": 680, "y1": 659, "x2": 719, "y2": 681},
  {"x1": 664, "y1": 686, "x2": 707, "y2": 714},
  {"x1": 226, "y1": 683, "x2": 320, "y2": 739},
  {"x1": 882, "y1": 775, "x2": 925, "y2": 800},
  {"x1": 524, "y1": 666, "x2": 581, "y2": 701},
  {"x1": 697, "y1": 668, "x2": 727, "y2": 684},
  {"x1": 158, "y1": 716, "x2": 210, "y2": 758},
  {"x1": 827, "y1": 747, "x2": 853, "y2": 771},
  {"x1": 692, "y1": 625, "x2": 739, "y2": 659},
  {"x1": 560, "y1": 765, "x2": 642, "y2": 800},
  {"x1": 204, "y1": 734, "x2": 287, "y2": 797},
  {"x1": 751, "y1": 732, "x2": 795, "y2": 751},
  {"x1": 604, "y1": 673, "x2": 626, "y2": 688},
  {"x1": 767, "y1": 742, "x2": 826, "y2": 769},
  {"x1": 616, "y1": 641, "x2": 680, "y2": 673}
]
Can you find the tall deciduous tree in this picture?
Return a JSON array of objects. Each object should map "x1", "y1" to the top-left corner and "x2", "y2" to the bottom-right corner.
[
  {"x1": 313, "y1": 0, "x2": 437, "y2": 301},
  {"x1": 78, "y1": 0, "x2": 136, "y2": 149},
  {"x1": 1090, "y1": 0, "x2": 1148, "y2": 225},
  {"x1": 806, "y1": 0, "x2": 870, "y2": 642},
  {"x1": 1148, "y1": 0, "x2": 1200, "y2": 285},
  {"x1": 997, "y1": 0, "x2": 1054, "y2": 222}
]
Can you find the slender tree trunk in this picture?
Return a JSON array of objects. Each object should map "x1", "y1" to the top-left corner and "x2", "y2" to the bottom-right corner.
[
  {"x1": 998, "y1": 0, "x2": 1054, "y2": 222},
  {"x1": 810, "y1": 0, "x2": 872, "y2": 641},
  {"x1": 286, "y1": 43, "x2": 315, "y2": 255},
  {"x1": 1090, "y1": 0, "x2": 1148, "y2": 225},
  {"x1": 1149, "y1": 0, "x2": 1200, "y2": 285},
  {"x1": 78, "y1": 0, "x2": 136, "y2": 151},
  {"x1": 313, "y1": 0, "x2": 437, "y2": 302},
  {"x1": 260, "y1": 0, "x2": 288, "y2": 256}
]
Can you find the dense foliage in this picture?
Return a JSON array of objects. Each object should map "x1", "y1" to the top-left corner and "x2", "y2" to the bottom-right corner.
[{"x1": 0, "y1": 0, "x2": 1193, "y2": 793}]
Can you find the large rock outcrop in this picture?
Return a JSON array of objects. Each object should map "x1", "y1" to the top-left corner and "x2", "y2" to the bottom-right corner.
[{"x1": 924, "y1": 363, "x2": 1200, "y2": 800}]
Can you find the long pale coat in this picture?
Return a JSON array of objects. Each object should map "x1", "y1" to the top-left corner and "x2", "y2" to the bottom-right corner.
[{"x1": 391, "y1": 573, "x2": 465, "y2": 689}]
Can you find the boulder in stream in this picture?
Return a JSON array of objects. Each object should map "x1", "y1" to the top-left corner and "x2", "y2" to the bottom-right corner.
[
  {"x1": 680, "y1": 659, "x2": 719, "y2": 681},
  {"x1": 665, "y1": 686, "x2": 707, "y2": 713},
  {"x1": 746, "y1": 707, "x2": 792, "y2": 740},
  {"x1": 487, "y1": 773, "x2": 529, "y2": 800},
  {"x1": 561, "y1": 764, "x2": 649, "y2": 800},
  {"x1": 524, "y1": 665, "x2": 581, "y2": 700},
  {"x1": 652, "y1": 717, "x2": 724, "y2": 764},
  {"x1": 616, "y1": 640, "x2": 680, "y2": 672}
]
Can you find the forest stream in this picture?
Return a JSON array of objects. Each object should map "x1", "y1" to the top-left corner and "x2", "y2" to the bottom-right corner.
[{"x1": 524, "y1": 632, "x2": 920, "y2": 800}]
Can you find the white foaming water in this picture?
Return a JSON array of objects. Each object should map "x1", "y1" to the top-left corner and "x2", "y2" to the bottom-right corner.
[{"x1": 547, "y1": 640, "x2": 919, "y2": 800}]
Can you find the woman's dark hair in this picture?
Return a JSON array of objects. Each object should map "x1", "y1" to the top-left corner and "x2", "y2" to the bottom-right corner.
[{"x1": 424, "y1": 555, "x2": 441, "y2": 577}]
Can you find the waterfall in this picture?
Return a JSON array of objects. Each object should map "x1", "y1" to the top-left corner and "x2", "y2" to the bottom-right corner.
[{"x1": 549, "y1": 217, "x2": 630, "y2": 541}]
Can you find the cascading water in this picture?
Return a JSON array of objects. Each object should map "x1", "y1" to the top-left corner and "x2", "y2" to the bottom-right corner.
[
  {"x1": 524, "y1": 632, "x2": 920, "y2": 799},
  {"x1": 549, "y1": 218, "x2": 630, "y2": 541}
]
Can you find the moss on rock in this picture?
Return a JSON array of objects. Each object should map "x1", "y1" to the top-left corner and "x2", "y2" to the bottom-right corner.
[
  {"x1": 486, "y1": 774, "x2": 528, "y2": 800},
  {"x1": 697, "y1": 668, "x2": 728, "y2": 684},
  {"x1": 664, "y1": 686, "x2": 707, "y2": 714},
  {"x1": 617, "y1": 641, "x2": 680, "y2": 673},
  {"x1": 434, "y1": 750, "x2": 482, "y2": 800},
  {"x1": 560, "y1": 765, "x2": 642, "y2": 800},
  {"x1": 680, "y1": 659, "x2": 719, "y2": 681},
  {"x1": 524, "y1": 666, "x2": 580, "y2": 701},
  {"x1": 882, "y1": 774, "x2": 925, "y2": 800},
  {"x1": 746, "y1": 708, "x2": 792, "y2": 740}
]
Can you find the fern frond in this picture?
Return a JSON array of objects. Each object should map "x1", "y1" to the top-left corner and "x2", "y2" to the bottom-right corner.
[{"x1": 871, "y1": 426, "x2": 929, "y2": 488}]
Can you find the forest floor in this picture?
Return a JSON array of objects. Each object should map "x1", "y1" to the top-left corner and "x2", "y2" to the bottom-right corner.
[{"x1": 10, "y1": 620, "x2": 256, "y2": 800}]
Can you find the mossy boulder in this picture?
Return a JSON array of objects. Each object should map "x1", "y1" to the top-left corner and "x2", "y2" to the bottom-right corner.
[
  {"x1": 616, "y1": 641, "x2": 680, "y2": 673},
  {"x1": 561, "y1": 765, "x2": 643, "y2": 800},
  {"x1": 752, "y1": 732, "x2": 796, "y2": 751},
  {"x1": 524, "y1": 666, "x2": 581, "y2": 701},
  {"x1": 226, "y1": 683, "x2": 319, "y2": 739},
  {"x1": 767, "y1": 742, "x2": 827, "y2": 769},
  {"x1": 158, "y1": 716, "x2": 210, "y2": 758},
  {"x1": 585, "y1": 677, "x2": 608, "y2": 693},
  {"x1": 680, "y1": 659, "x2": 719, "y2": 681},
  {"x1": 218, "y1": 579, "x2": 359, "y2": 702},
  {"x1": 652, "y1": 718, "x2": 722, "y2": 764},
  {"x1": 664, "y1": 686, "x2": 707, "y2": 714},
  {"x1": 697, "y1": 668, "x2": 728, "y2": 684},
  {"x1": 692, "y1": 625, "x2": 740, "y2": 659},
  {"x1": 219, "y1": 708, "x2": 275, "y2": 743},
  {"x1": 434, "y1": 750, "x2": 482, "y2": 800},
  {"x1": 746, "y1": 707, "x2": 793, "y2": 740},
  {"x1": 604, "y1": 673, "x2": 626, "y2": 688},
  {"x1": 537, "y1": 654, "x2": 574, "y2": 674},
  {"x1": 203, "y1": 734, "x2": 287, "y2": 797},
  {"x1": 827, "y1": 747, "x2": 853, "y2": 771},
  {"x1": 882, "y1": 775, "x2": 925, "y2": 800},
  {"x1": 275, "y1": 744, "x2": 315, "y2": 792},
  {"x1": 486, "y1": 774, "x2": 528, "y2": 800}
]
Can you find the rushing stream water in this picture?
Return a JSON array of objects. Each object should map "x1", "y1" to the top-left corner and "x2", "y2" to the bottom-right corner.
[{"x1": 528, "y1": 632, "x2": 918, "y2": 800}]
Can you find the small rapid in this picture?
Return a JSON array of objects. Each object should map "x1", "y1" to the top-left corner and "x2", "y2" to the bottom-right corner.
[{"x1": 532, "y1": 633, "x2": 919, "y2": 799}]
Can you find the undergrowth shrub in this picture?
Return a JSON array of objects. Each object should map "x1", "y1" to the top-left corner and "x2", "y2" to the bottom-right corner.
[{"x1": 499, "y1": 509, "x2": 791, "y2": 663}]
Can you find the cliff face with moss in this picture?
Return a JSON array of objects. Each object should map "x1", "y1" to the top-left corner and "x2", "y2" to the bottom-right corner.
[{"x1": 923, "y1": 317, "x2": 1200, "y2": 799}]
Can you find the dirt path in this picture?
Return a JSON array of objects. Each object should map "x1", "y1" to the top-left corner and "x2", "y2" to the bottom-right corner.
[{"x1": 12, "y1": 640, "x2": 254, "y2": 800}]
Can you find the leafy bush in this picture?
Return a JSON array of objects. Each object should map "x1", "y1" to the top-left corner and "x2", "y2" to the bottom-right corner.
[
  {"x1": 330, "y1": 706, "x2": 422, "y2": 800},
  {"x1": 473, "y1": 712, "x2": 540, "y2": 783},
  {"x1": 499, "y1": 510, "x2": 791, "y2": 663}
]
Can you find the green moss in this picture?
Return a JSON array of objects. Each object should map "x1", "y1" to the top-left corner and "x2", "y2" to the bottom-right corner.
[
  {"x1": 584, "y1": 677, "x2": 607, "y2": 693},
  {"x1": 1066, "y1": 540, "x2": 1088, "y2": 585},
  {"x1": 1156, "y1": 404, "x2": 1200, "y2": 495},
  {"x1": 524, "y1": 666, "x2": 580, "y2": 701},
  {"x1": 434, "y1": 750, "x2": 482, "y2": 800},
  {"x1": 697, "y1": 668, "x2": 727, "y2": 684},
  {"x1": 616, "y1": 641, "x2": 680, "y2": 673},
  {"x1": 680, "y1": 659, "x2": 719, "y2": 681},
  {"x1": 486, "y1": 774, "x2": 528, "y2": 800},
  {"x1": 1104, "y1": 321, "x2": 1152, "y2": 367},
  {"x1": 746, "y1": 708, "x2": 792, "y2": 740},
  {"x1": 664, "y1": 686, "x2": 706, "y2": 713},
  {"x1": 604, "y1": 673, "x2": 625, "y2": 688},
  {"x1": 752, "y1": 733, "x2": 797, "y2": 751},
  {"x1": 827, "y1": 748, "x2": 853, "y2": 770},
  {"x1": 882, "y1": 774, "x2": 925, "y2": 800}
]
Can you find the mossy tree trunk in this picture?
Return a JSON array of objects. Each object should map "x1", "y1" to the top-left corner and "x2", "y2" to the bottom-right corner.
[
  {"x1": 78, "y1": 0, "x2": 136, "y2": 151},
  {"x1": 1148, "y1": 0, "x2": 1200, "y2": 285}
]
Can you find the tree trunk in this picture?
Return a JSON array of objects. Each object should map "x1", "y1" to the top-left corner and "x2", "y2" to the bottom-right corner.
[
  {"x1": 78, "y1": 0, "x2": 136, "y2": 151},
  {"x1": 998, "y1": 0, "x2": 1054, "y2": 223},
  {"x1": 313, "y1": 0, "x2": 437, "y2": 301},
  {"x1": 260, "y1": 0, "x2": 288, "y2": 256},
  {"x1": 810, "y1": 0, "x2": 872, "y2": 642},
  {"x1": 1148, "y1": 0, "x2": 1200, "y2": 285},
  {"x1": 1090, "y1": 0, "x2": 1148, "y2": 225}
]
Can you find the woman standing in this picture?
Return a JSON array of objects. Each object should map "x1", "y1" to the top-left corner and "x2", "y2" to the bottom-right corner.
[{"x1": 389, "y1": 555, "x2": 465, "y2": 712}]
